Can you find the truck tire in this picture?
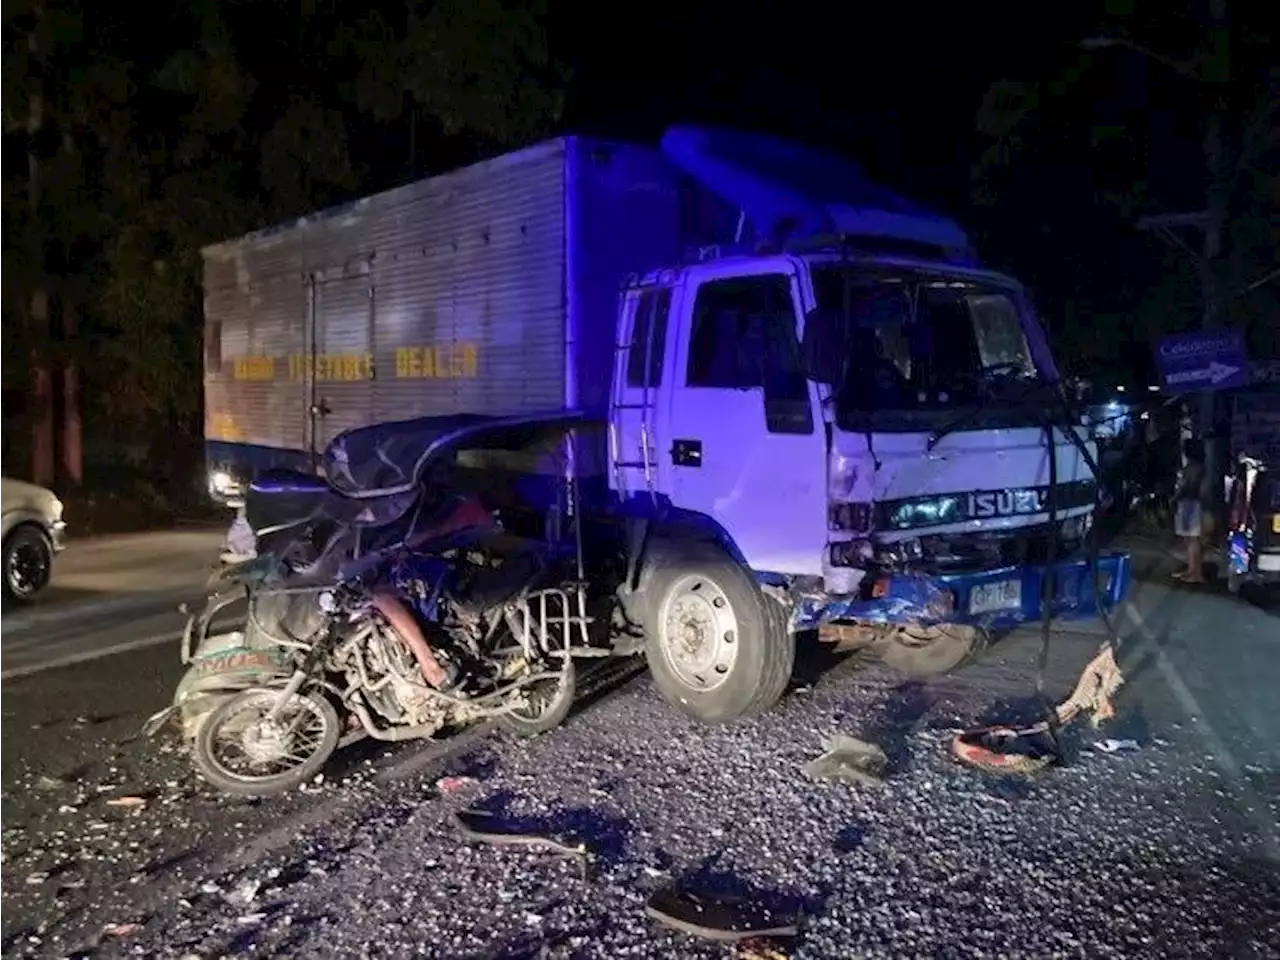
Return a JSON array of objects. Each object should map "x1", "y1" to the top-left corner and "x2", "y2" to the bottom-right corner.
[
  {"x1": 875, "y1": 622, "x2": 986, "y2": 678},
  {"x1": 641, "y1": 540, "x2": 794, "y2": 723}
]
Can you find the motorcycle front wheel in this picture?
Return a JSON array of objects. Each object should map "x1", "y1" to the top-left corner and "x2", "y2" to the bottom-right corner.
[
  {"x1": 501, "y1": 658, "x2": 576, "y2": 738},
  {"x1": 193, "y1": 688, "x2": 340, "y2": 797}
]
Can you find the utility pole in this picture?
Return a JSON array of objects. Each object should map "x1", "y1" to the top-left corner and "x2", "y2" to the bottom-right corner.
[
  {"x1": 1200, "y1": 0, "x2": 1230, "y2": 500},
  {"x1": 26, "y1": 19, "x2": 55, "y2": 488}
]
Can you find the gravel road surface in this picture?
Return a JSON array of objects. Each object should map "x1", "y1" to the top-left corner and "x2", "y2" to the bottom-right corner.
[{"x1": 2, "y1": 543, "x2": 1277, "y2": 959}]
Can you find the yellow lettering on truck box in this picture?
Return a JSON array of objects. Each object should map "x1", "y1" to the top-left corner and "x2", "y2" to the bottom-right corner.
[
  {"x1": 232, "y1": 356, "x2": 276, "y2": 381},
  {"x1": 395, "y1": 344, "x2": 479, "y2": 379},
  {"x1": 229, "y1": 348, "x2": 473, "y2": 382},
  {"x1": 286, "y1": 354, "x2": 374, "y2": 381}
]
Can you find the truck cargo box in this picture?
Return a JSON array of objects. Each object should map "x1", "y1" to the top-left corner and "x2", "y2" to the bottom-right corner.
[{"x1": 203, "y1": 136, "x2": 688, "y2": 476}]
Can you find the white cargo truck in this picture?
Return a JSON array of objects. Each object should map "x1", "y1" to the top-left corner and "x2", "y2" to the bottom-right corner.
[{"x1": 201, "y1": 126, "x2": 1130, "y2": 723}]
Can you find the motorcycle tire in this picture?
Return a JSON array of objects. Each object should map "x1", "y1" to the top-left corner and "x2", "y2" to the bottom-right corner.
[
  {"x1": 192, "y1": 687, "x2": 340, "y2": 798},
  {"x1": 501, "y1": 658, "x2": 576, "y2": 738},
  {"x1": 875, "y1": 623, "x2": 987, "y2": 678}
]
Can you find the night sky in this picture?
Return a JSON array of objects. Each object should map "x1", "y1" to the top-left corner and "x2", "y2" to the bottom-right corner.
[
  {"x1": 464, "y1": 1, "x2": 1268, "y2": 382},
  {"x1": 553, "y1": 0, "x2": 1259, "y2": 385}
]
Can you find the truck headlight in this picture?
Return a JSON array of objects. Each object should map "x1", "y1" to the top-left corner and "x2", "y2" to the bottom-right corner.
[
  {"x1": 875, "y1": 537, "x2": 924, "y2": 565},
  {"x1": 829, "y1": 539, "x2": 874, "y2": 567}
]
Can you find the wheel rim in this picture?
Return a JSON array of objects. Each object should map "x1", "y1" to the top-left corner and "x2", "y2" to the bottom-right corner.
[
  {"x1": 6, "y1": 539, "x2": 50, "y2": 598},
  {"x1": 509, "y1": 665, "x2": 570, "y2": 727},
  {"x1": 657, "y1": 574, "x2": 740, "y2": 692},
  {"x1": 205, "y1": 691, "x2": 331, "y2": 785}
]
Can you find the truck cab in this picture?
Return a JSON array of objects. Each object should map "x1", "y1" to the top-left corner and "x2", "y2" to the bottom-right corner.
[{"x1": 608, "y1": 243, "x2": 1129, "y2": 722}]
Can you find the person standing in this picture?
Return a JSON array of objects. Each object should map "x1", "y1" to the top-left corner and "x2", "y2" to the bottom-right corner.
[{"x1": 1173, "y1": 438, "x2": 1209, "y2": 583}]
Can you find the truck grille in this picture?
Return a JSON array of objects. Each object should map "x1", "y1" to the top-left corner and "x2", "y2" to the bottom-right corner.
[{"x1": 916, "y1": 522, "x2": 1086, "y2": 573}]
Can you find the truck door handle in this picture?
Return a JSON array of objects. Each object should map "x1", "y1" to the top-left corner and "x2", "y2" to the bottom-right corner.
[
  {"x1": 671, "y1": 439, "x2": 702, "y2": 467},
  {"x1": 310, "y1": 401, "x2": 332, "y2": 418}
]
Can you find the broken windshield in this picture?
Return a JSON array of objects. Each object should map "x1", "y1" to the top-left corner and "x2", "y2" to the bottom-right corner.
[{"x1": 808, "y1": 264, "x2": 1044, "y2": 431}]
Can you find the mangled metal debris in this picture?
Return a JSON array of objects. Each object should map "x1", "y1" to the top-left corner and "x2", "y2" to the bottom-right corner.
[
  {"x1": 645, "y1": 882, "x2": 799, "y2": 943},
  {"x1": 454, "y1": 809, "x2": 592, "y2": 879}
]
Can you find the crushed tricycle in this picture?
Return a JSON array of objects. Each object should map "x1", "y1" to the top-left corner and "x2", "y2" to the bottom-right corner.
[{"x1": 146, "y1": 414, "x2": 619, "y2": 796}]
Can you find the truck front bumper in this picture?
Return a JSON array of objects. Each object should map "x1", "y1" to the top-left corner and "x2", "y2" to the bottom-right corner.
[{"x1": 803, "y1": 551, "x2": 1132, "y2": 630}]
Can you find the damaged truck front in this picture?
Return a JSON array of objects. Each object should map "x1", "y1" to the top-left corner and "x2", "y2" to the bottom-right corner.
[
  {"x1": 605, "y1": 128, "x2": 1129, "y2": 721},
  {"x1": 789, "y1": 257, "x2": 1126, "y2": 672},
  {"x1": 197, "y1": 125, "x2": 1129, "y2": 730}
]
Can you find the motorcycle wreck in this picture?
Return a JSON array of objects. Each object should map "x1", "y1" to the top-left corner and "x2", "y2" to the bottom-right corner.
[{"x1": 146, "y1": 413, "x2": 617, "y2": 797}]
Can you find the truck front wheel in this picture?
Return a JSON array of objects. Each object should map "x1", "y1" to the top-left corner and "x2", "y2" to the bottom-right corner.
[{"x1": 642, "y1": 541, "x2": 794, "y2": 723}]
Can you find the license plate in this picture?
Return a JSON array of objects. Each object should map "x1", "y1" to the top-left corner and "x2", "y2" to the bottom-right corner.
[
  {"x1": 970, "y1": 579, "x2": 1022, "y2": 615},
  {"x1": 1272, "y1": 515, "x2": 1280, "y2": 534}
]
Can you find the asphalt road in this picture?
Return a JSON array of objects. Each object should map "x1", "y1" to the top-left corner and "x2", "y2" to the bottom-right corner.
[
  {"x1": 0, "y1": 529, "x2": 227, "y2": 679},
  {"x1": 1, "y1": 539, "x2": 1277, "y2": 958}
]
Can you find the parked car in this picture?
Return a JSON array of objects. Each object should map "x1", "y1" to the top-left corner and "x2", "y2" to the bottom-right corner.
[{"x1": 1, "y1": 477, "x2": 66, "y2": 602}]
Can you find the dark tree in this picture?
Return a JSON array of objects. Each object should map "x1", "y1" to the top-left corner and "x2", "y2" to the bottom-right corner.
[{"x1": 2, "y1": 0, "x2": 566, "y2": 504}]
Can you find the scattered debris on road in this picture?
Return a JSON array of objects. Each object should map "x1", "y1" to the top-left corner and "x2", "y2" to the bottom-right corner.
[
  {"x1": 1093, "y1": 738, "x2": 1141, "y2": 754},
  {"x1": 224, "y1": 877, "x2": 261, "y2": 908},
  {"x1": 105, "y1": 795, "x2": 148, "y2": 809},
  {"x1": 434, "y1": 775, "x2": 477, "y2": 794},
  {"x1": 951, "y1": 643, "x2": 1128, "y2": 775},
  {"x1": 737, "y1": 937, "x2": 793, "y2": 960},
  {"x1": 804, "y1": 734, "x2": 888, "y2": 786},
  {"x1": 645, "y1": 882, "x2": 800, "y2": 943},
  {"x1": 455, "y1": 809, "x2": 591, "y2": 879},
  {"x1": 951, "y1": 724, "x2": 1059, "y2": 775},
  {"x1": 101, "y1": 921, "x2": 144, "y2": 939}
]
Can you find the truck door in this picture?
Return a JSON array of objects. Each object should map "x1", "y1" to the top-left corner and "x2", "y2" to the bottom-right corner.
[
  {"x1": 662, "y1": 259, "x2": 828, "y2": 577},
  {"x1": 610, "y1": 282, "x2": 675, "y2": 509},
  {"x1": 306, "y1": 262, "x2": 376, "y2": 461}
]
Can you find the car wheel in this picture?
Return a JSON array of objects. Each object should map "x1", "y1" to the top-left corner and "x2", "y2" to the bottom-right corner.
[{"x1": 3, "y1": 524, "x2": 54, "y2": 603}]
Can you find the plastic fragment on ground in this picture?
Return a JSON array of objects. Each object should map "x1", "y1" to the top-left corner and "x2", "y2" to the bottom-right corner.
[{"x1": 803, "y1": 735, "x2": 888, "y2": 786}]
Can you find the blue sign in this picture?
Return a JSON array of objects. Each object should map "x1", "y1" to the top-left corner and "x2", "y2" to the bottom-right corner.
[{"x1": 1154, "y1": 330, "x2": 1249, "y2": 394}]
